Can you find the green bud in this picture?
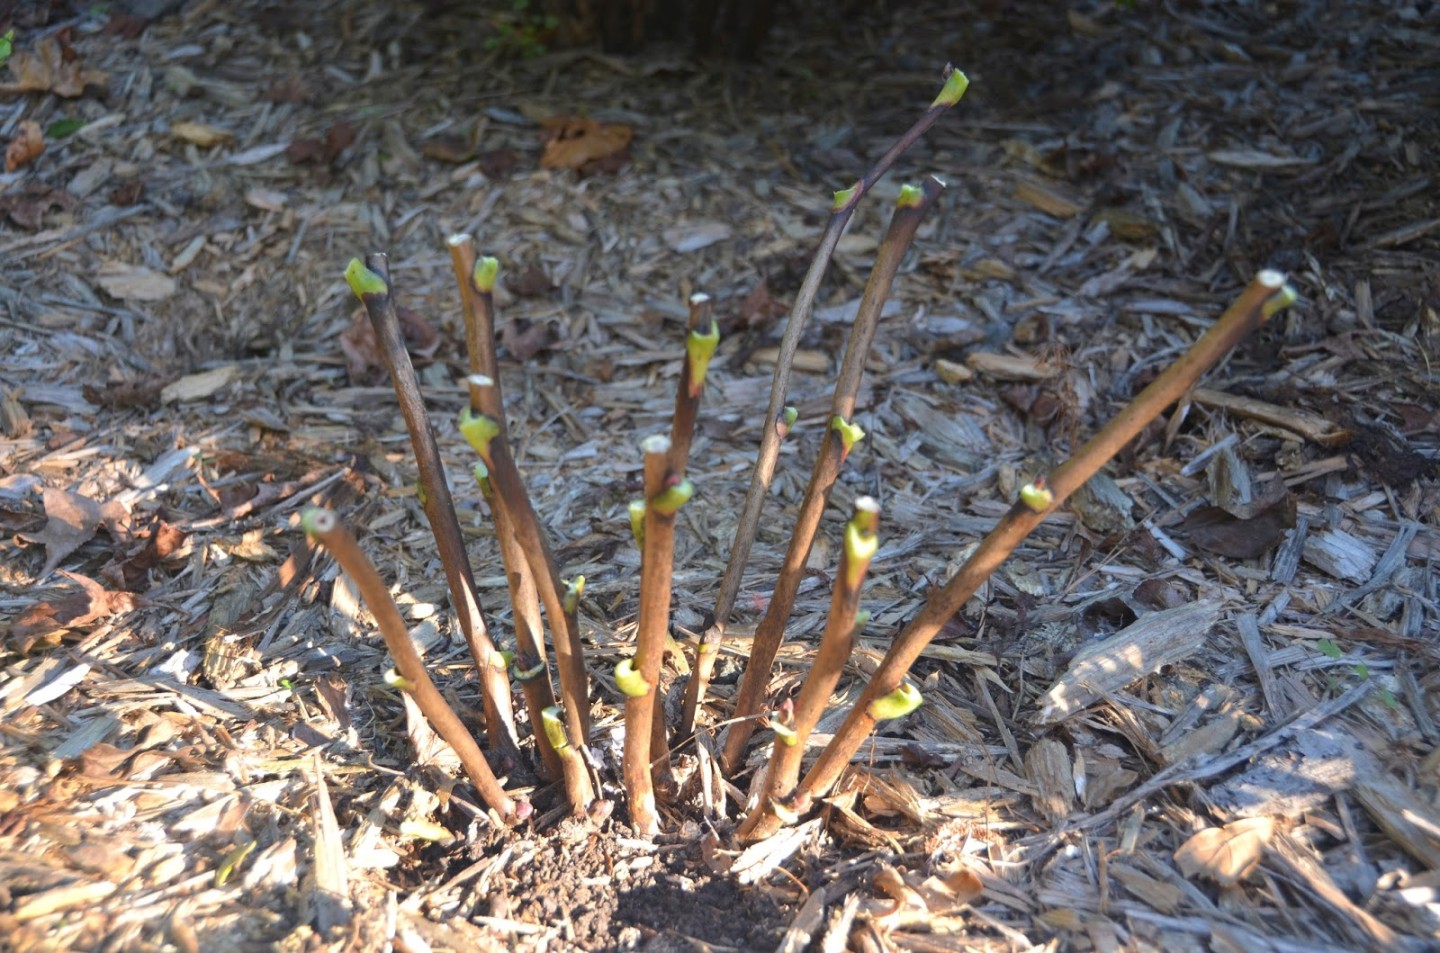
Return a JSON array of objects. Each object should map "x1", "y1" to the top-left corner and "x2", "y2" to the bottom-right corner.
[
  {"x1": 650, "y1": 478, "x2": 694, "y2": 516},
  {"x1": 831, "y1": 415, "x2": 866, "y2": 460},
  {"x1": 843, "y1": 497, "x2": 881, "y2": 589},
  {"x1": 614, "y1": 658, "x2": 651, "y2": 698},
  {"x1": 868, "y1": 682, "x2": 923, "y2": 720},
  {"x1": 300, "y1": 507, "x2": 336, "y2": 538},
  {"x1": 541, "y1": 706, "x2": 570, "y2": 751},
  {"x1": 458, "y1": 407, "x2": 501, "y2": 459},
  {"x1": 563, "y1": 576, "x2": 585, "y2": 614},
  {"x1": 832, "y1": 184, "x2": 858, "y2": 210},
  {"x1": 473, "y1": 256, "x2": 499, "y2": 294},
  {"x1": 1019, "y1": 479, "x2": 1054, "y2": 513},
  {"x1": 896, "y1": 183, "x2": 924, "y2": 208},
  {"x1": 685, "y1": 318, "x2": 721, "y2": 397},
  {"x1": 384, "y1": 668, "x2": 416, "y2": 693},
  {"x1": 343, "y1": 258, "x2": 388, "y2": 299},
  {"x1": 628, "y1": 500, "x2": 646, "y2": 546},
  {"x1": 930, "y1": 68, "x2": 970, "y2": 108}
]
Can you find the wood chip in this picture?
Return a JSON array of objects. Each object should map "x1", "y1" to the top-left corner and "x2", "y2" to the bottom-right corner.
[{"x1": 1035, "y1": 601, "x2": 1223, "y2": 724}]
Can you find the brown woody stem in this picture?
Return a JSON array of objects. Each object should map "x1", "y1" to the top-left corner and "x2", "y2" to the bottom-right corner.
[
  {"x1": 473, "y1": 463, "x2": 563, "y2": 783},
  {"x1": 459, "y1": 387, "x2": 592, "y2": 752},
  {"x1": 344, "y1": 255, "x2": 518, "y2": 758},
  {"x1": 448, "y1": 242, "x2": 590, "y2": 750},
  {"x1": 301, "y1": 508, "x2": 529, "y2": 824},
  {"x1": 794, "y1": 270, "x2": 1298, "y2": 805},
  {"x1": 738, "y1": 497, "x2": 880, "y2": 841},
  {"x1": 709, "y1": 67, "x2": 968, "y2": 667},
  {"x1": 622, "y1": 435, "x2": 692, "y2": 835},
  {"x1": 720, "y1": 177, "x2": 944, "y2": 774}
]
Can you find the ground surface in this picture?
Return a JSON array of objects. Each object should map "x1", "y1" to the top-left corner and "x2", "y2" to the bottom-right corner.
[{"x1": 1, "y1": 0, "x2": 1439, "y2": 950}]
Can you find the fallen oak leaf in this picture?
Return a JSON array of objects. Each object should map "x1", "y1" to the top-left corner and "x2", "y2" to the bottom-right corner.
[
  {"x1": 0, "y1": 181, "x2": 76, "y2": 230},
  {"x1": 1174, "y1": 816, "x2": 1275, "y2": 888},
  {"x1": 0, "y1": 38, "x2": 108, "y2": 97},
  {"x1": 17, "y1": 486, "x2": 102, "y2": 578},
  {"x1": 539, "y1": 115, "x2": 632, "y2": 171},
  {"x1": 5, "y1": 119, "x2": 44, "y2": 172},
  {"x1": 8, "y1": 571, "x2": 141, "y2": 653}
]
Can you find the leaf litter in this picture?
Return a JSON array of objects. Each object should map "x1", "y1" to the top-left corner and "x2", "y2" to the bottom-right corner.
[{"x1": 0, "y1": 1, "x2": 1437, "y2": 951}]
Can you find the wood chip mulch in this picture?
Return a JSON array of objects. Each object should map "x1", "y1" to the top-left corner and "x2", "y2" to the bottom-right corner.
[{"x1": 1, "y1": 1, "x2": 1437, "y2": 950}]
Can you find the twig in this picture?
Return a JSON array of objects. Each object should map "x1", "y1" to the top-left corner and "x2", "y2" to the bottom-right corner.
[
  {"x1": 708, "y1": 67, "x2": 968, "y2": 659},
  {"x1": 793, "y1": 271, "x2": 1298, "y2": 807},
  {"x1": 473, "y1": 463, "x2": 563, "y2": 782},
  {"x1": 720, "y1": 178, "x2": 945, "y2": 773},
  {"x1": 449, "y1": 246, "x2": 591, "y2": 750},
  {"x1": 301, "y1": 508, "x2": 530, "y2": 824},
  {"x1": 620, "y1": 435, "x2": 693, "y2": 835},
  {"x1": 737, "y1": 497, "x2": 880, "y2": 841},
  {"x1": 343, "y1": 256, "x2": 518, "y2": 757},
  {"x1": 678, "y1": 403, "x2": 799, "y2": 740}
]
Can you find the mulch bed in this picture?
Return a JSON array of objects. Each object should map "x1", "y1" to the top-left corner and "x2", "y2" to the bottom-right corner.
[{"x1": 1, "y1": 0, "x2": 1438, "y2": 950}]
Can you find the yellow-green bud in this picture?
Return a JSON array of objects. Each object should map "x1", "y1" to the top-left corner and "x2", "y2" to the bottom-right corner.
[
  {"x1": 614, "y1": 658, "x2": 651, "y2": 697},
  {"x1": 344, "y1": 258, "x2": 388, "y2": 299},
  {"x1": 628, "y1": 500, "x2": 646, "y2": 546},
  {"x1": 473, "y1": 256, "x2": 499, "y2": 294},
  {"x1": 931, "y1": 68, "x2": 970, "y2": 108},
  {"x1": 686, "y1": 318, "x2": 721, "y2": 397},
  {"x1": 1019, "y1": 479, "x2": 1054, "y2": 512},
  {"x1": 650, "y1": 478, "x2": 694, "y2": 516},
  {"x1": 831, "y1": 415, "x2": 866, "y2": 460},
  {"x1": 458, "y1": 407, "x2": 501, "y2": 459},
  {"x1": 541, "y1": 706, "x2": 569, "y2": 751},
  {"x1": 563, "y1": 576, "x2": 585, "y2": 614},
  {"x1": 868, "y1": 682, "x2": 923, "y2": 720}
]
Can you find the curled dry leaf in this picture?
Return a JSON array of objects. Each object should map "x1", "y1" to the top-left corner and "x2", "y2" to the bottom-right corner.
[
  {"x1": 17, "y1": 486, "x2": 102, "y2": 578},
  {"x1": 0, "y1": 38, "x2": 109, "y2": 97},
  {"x1": 539, "y1": 115, "x2": 633, "y2": 171},
  {"x1": 1174, "y1": 816, "x2": 1276, "y2": 888},
  {"x1": 171, "y1": 120, "x2": 233, "y2": 148},
  {"x1": 5, "y1": 120, "x2": 44, "y2": 172}
]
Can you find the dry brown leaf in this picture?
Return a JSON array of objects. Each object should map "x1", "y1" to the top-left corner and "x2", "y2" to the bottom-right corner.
[
  {"x1": 339, "y1": 307, "x2": 441, "y2": 383},
  {"x1": 1174, "y1": 817, "x2": 1275, "y2": 887},
  {"x1": 171, "y1": 120, "x2": 233, "y2": 148},
  {"x1": 539, "y1": 115, "x2": 633, "y2": 171},
  {"x1": 1174, "y1": 496, "x2": 1296, "y2": 559},
  {"x1": 5, "y1": 120, "x2": 45, "y2": 172},
  {"x1": 159, "y1": 365, "x2": 240, "y2": 404},
  {"x1": 18, "y1": 486, "x2": 101, "y2": 578},
  {"x1": 501, "y1": 318, "x2": 554, "y2": 362},
  {"x1": 0, "y1": 181, "x2": 76, "y2": 230},
  {"x1": 8, "y1": 571, "x2": 141, "y2": 653},
  {"x1": 95, "y1": 262, "x2": 178, "y2": 302},
  {"x1": 1, "y1": 38, "x2": 109, "y2": 98}
]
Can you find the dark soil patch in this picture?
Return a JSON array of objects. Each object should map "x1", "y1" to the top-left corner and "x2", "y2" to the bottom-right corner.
[{"x1": 461, "y1": 818, "x2": 793, "y2": 951}]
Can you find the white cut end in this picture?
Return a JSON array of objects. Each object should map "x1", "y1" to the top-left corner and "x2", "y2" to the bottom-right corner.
[
  {"x1": 1257, "y1": 269, "x2": 1286, "y2": 288},
  {"x1": 689, "y1": 292, "x2": 711, "y2": 305},
  {"x1": 930, "y1": 174, "x2": 947, "y2": 188},
  {"x1": 305, "y1": 508, "x2": 337, "y2": 533},
  {"x1": 855, "y1": 495, "x2": 881, "y2": 514},
  {"x1": 641, "y1": 434, "x2": 671, "y2": 454},
  {"x1": 467, "y1": 373, "x2": 494, "y2": 388},
  {"x1": 446, "y1": 232, "x2": 472, "y2": 246}
]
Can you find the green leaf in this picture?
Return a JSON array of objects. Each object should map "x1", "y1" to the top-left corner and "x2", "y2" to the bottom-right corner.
[
  {"x1": 0, "y1": 30, "x2": 14, "y2": 68},
  {"x1": 1316, "y1": 638, "x2": 1342, "y2": 660},
  {"x1": 46, "y1": 117, "x2": 85, "y2": 138}
]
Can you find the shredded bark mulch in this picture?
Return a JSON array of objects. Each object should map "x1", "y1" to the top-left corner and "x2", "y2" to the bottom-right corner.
[{"x1": 1, "y1": 0, "x2": 1438, "y2": 950}]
